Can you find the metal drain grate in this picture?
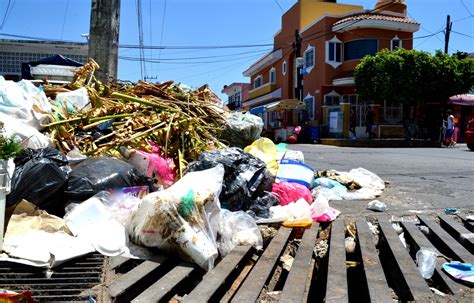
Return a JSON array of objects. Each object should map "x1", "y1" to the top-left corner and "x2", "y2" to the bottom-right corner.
[{"x1": 0, "y1": 252, "x2": 105, "y2": 302}]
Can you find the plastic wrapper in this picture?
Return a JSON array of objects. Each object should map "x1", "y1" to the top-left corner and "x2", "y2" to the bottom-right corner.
[
  {"x1": 276, "y1": 159, "x2": 314, "y2": 188},
  {"x1": 217, "y1": 209, "x2": 263, "y2": 256},
  {"x1": 65, "y1": 157, "x2": 150, "y2": 204},
  {"x1": 311, "y1": 194, "x2": 340, "y2": 222},
  {"x1": 244, "y1": 138, "x2": 279, "y2": 175},
  {"x1": 120, "y1": 145, "x2": 176, "y2": 188},
  {"x1": 7, "y1": 148, "x2": 71, "y2": 210},
  {"x1": 128, "y1": 165, "x2": 225, "y2": 271},
  {"x1": 186, "y1": 147, "x2": 274, "y2": 215},
  {"x1": 221, "y1": 112, "x2": 263, "y2": 148},
  {"x1": 272, "y1": 181, "x2": 312, "y2": 206},
  {"x1": 270, "y1": 199, "x2": 312, "y2": 222}
]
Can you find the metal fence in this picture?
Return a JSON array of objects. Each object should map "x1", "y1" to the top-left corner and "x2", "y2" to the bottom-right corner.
[{"x1": 380, "y1": 106, "x2": 403, "y2": 125}]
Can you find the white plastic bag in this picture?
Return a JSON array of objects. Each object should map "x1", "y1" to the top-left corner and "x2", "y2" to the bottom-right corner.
[
  {"x1": 55, "y1": 87, "x2": 91, "y2": 111},
  {"x1": 128, "y1": 165, "x2": 225, "y2": 271},
  {"x1": 348, "y1": 167, "x2": 385, "y2": 191},
  {"x1": 0, "y1": 112, "x2": 53, "y2": 149},
  {"x1": 217, "y1": 209, "x2": 263, "y2": 256},
  {"x1": 0, "y1": 77, "x2": 51, "y2": 129},
  {"x1": 270, "y1": 198, "x2": 312, "y2": 222}
]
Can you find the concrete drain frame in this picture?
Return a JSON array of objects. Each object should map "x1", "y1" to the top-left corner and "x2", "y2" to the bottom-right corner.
[{"x1": 0, "y1": 212, "x2": 472, "y2": 302}]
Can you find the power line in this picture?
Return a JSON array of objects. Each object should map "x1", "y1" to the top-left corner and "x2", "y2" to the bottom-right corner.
[
  {"x1": 119, "y1": 48, "x2": 273, "y2": 61},
  {"x1": 452, "y1": 30, "x2": 474, "y2": 38},
  {"x1": 119, "y1": 49, "x2": 274, "y2": 64},
  {"x1": 136, "y1": 0, "x2": 146, "y2": 79},
  {"x1": 274, "y1": 0, "x2": 284, "y2": 13},
  {"x1": 156, "y1": 0, "x2": 168, "y2": 74},
  {"x1": 148, "y1": 0, "x2": 153, "y2": 78},
  {"x1": 60, "y1": 0, "x2": 70, "y2": 40},
  {"x1": 460, "y1": 0, "x2": 474, "y2": 16},
  {"x1": 0, "y1": 0, "x2": 13, "y2": 30}
]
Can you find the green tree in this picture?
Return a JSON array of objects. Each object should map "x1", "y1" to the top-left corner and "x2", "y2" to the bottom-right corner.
[{"x1": 354, "y1": 48, "x2": 474, "y2": 105}]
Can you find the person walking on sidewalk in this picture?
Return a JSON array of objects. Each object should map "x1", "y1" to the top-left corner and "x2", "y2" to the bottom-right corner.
[
  {"x1": 349, "y1": 107, "x2": 357, "y2": 139},
  {"x1": 366, "y1": 109, "x2": 376, "y2": 139},
  {"x1": 446, "y1": 110, "x2": 455, "y2": 148}
]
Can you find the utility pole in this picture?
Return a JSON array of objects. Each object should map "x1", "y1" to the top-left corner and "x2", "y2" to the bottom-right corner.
[
  {"x1": 88, "y1": 0, "x2": 121, "y2": 82},
  {"x1": 444, "y1": 14, "x2": 452, "y2": 54},
  {"x1": 294, "y1": 29, "x2": 303, "y2": 101}
]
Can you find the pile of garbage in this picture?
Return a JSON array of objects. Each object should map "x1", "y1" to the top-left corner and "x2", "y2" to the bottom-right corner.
[{"x1": 0, "y1": 60, "x2": 387, "y2": 273}]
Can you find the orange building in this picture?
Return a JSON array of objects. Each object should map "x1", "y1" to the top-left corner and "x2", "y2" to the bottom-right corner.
[
  {"x1": 221, "y1": 82, "x2": 251, "y2": 110},
  {"x1": 242, "y1": 0, "x2": 419, "y2": 140}
]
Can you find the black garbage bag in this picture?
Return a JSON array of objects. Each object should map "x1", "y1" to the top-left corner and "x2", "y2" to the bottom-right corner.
[
  {"x1": 65, "y1": 157, "x2": 150, "y2": 203},
  {"x1": 186, "y1": 147, "x2": 274, "y2": 216},
  {"x1": 7, "y1": 147, "x2": 71, "y2": 209},
  {"x1": 247, "y1": 192, "x2": 279, "y2": 219}
]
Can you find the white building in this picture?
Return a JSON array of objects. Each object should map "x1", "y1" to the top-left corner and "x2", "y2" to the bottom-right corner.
[{"x1": 0, "y1": 39, "x2": 88, "y2": 80}]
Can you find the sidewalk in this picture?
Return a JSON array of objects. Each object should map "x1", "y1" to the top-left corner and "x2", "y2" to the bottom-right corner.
[{"x1": 319, "y1": 138, "x2": 442, "y2": 148}]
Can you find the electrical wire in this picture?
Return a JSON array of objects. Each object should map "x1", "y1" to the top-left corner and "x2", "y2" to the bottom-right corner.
[
  {"x1": 119, "y1": 49, "x2": 274, "y2": 64},
  {"x1": 452, "y1": 30, "x2": 474, "y2": 38},
  {"x1": 0, "y1": 0, "x2": 13, "y2": 30},
  {"x1": 460, "y1": 0, "x2": 474, "y2": 17},
  {"x1": 156, "y1": 0, "x2": 168, "y2": 74},
  {"x1": 148, "y1": 0, "x2": 153, "y2": 78},
  {"x1": 274, "y1": 0, "x2": 284, "y2": 13},
  {"x1": 136, "y1": 0, "x2": 146, "y2": 79},
  {"x1": 60, "y1": 0, "x2": 70, "y2": 40},
  {"x1": 117, "y1": 48, "x2": 272, "y2": 61}
]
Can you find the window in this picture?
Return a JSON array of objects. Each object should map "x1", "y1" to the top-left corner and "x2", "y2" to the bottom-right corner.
[
  {"x1": 342, "y1": 94, "x2": 358, "y2": 105},
  {"x1": 391, "y1": 36, "x2": 402, "y2": 51},
  {"x1": 326, "y1": 36, "x2": 342, "y2": 68},
  {"x1": 344, "y1": 39, "x2": 378, "y2": 61},
  {"x1": 282, "y1": 60, "x2": 287, "y2": 76},
  {"x1": 304, "y1": 94, "x2": 314, "y2": 120},
  {"x1": 234, "y1": 91, "x2": 241, "y2": 102},
  {"x1": 303, "y1": 45, "x2": 315, "y2": 73},
  {"x1": 269, "y1": 67, "x2": 276, "y2": 84},
  {"x1": 324, "y1": 92, "x2": 341, "y2": 106},
  {"x1": 253, "y1": 75, "x2": 262, "y2": 89}
]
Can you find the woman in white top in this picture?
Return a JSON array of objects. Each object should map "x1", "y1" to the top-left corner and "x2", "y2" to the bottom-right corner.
[{"x1": 446, "y1": 110, "x2": 455, "y2": 147}]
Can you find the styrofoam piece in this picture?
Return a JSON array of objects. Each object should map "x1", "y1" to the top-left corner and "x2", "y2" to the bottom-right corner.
[{"x1": 64, "y1": 197, "x2": 127, "y2": 256}]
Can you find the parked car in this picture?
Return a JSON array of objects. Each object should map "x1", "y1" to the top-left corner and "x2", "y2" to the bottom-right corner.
[{"x1": 465, "y1": 118, "x2": 474, "y2": 151}]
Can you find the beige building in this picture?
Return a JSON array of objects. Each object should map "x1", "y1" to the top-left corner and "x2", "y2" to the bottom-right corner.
[{"x1": 0, "y1": 39, "x2": 88, "y2": 80}]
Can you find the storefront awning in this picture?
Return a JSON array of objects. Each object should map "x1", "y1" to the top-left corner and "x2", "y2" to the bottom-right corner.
[
  {"x1": 449, "y1": 94, "x2": 474, "y2": 106},
  {"x1": 250, "y1": 104, "x2": 266, "y2": 114},
  {"x1": 265, "y1": 99, "x2": 306, "y2": 112}
]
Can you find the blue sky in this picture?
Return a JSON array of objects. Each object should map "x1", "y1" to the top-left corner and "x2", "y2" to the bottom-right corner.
[{"x1": 0, "y1": 0, "x2": 473, "y2": 100}]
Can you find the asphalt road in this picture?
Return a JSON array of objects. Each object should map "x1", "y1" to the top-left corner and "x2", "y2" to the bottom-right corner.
[{"x1": 293, "y1": 143, "x2": 474, "y2": 215}]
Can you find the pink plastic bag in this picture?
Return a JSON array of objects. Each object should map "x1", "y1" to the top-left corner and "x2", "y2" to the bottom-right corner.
[
  {"x1": 272, "y1": 181, "x2": 312, "y2": 206},
  {"x1": 124, "y1": 143, "x2": 176, "y2": 188}
]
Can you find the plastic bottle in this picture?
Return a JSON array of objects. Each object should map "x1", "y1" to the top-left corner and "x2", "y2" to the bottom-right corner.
[{"x1": 416, "y1": 247, "x2": 437, "y2": 279}]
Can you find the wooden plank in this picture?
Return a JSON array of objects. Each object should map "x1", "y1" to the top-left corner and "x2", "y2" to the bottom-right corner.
[
  {"x1": 418, "y1": 215, "x2": 474, "y2": 264},
  {"x1": 230, "y1": 227, "x2": 292, "y2": 303},
  {"x1": 378, "y1": 216, "x2": 432, "y2": 301},
  {"x1": 132, "y1": 262, "x2": 195, "y2": 302},
  {"x1": 438, "y1": 213, "x2": 474, "y2": 253},
  {"x1": 109, "y1": 256, "x2": 130, "y2": 270},
  {"x1": 356, "y1": 218, "x2": 393, "y2": 303},
  {"x1": 280, "y1": 223, "x2": 319, "y2": 303},
  {"x1": 325, "y1": 219, "x2": 348, "y2": 303},
  {"x1": 456, "y1": 213, "x2": 474, "y2": 232},
  {"x1": 401, "y1": 221, "x2": 468, "y2": 295},
  {"x1": 108, "y1": 258, "x2": 166, "y2": 298},
  {"x1": 182, "y1": 245, "x2": 253, "y2": 303}
]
